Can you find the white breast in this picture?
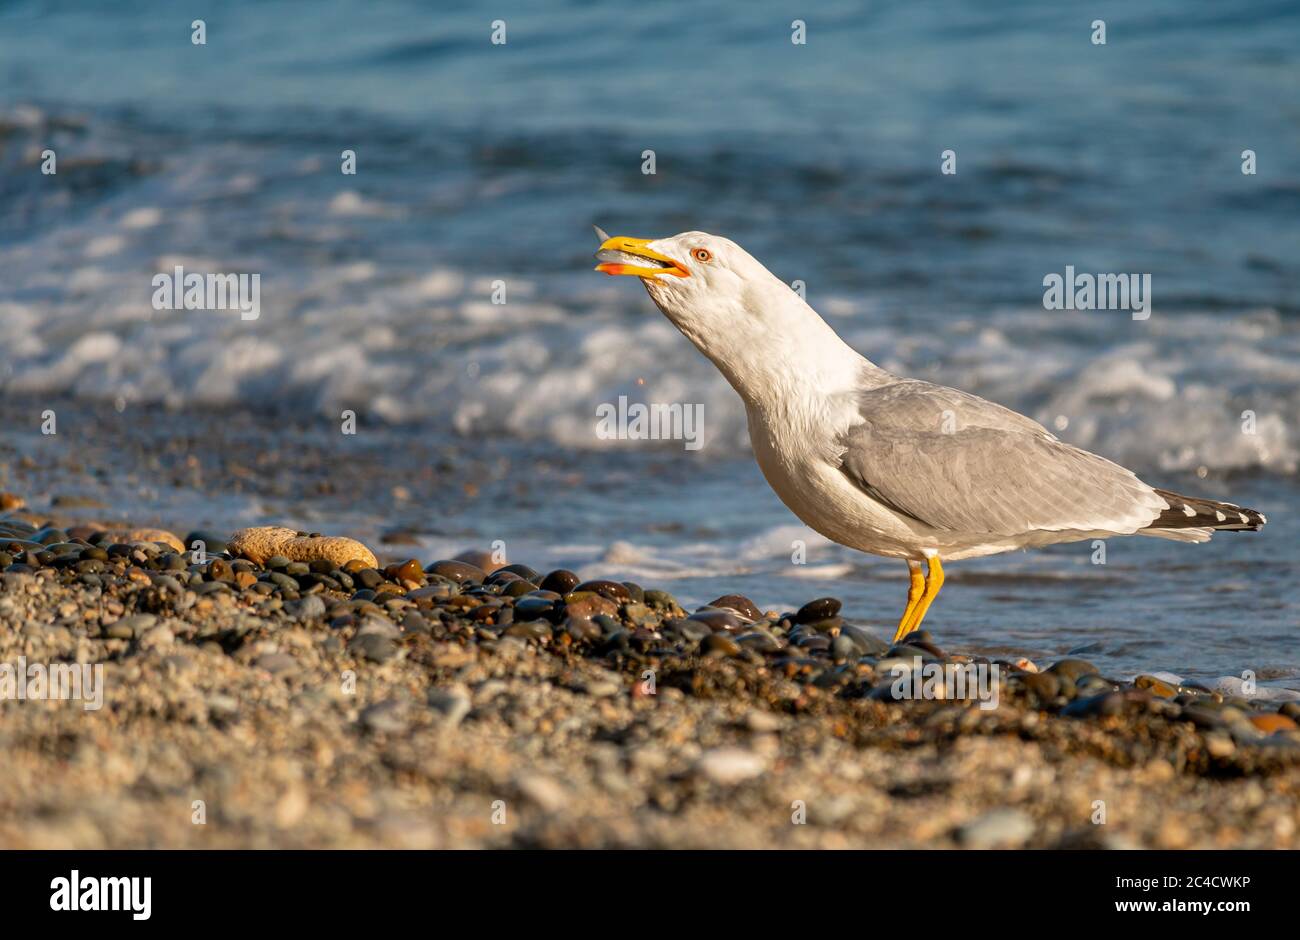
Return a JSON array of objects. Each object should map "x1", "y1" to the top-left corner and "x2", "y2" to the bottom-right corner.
[{"x1": 744, "y1": 396, "x2": 922, "y2": 561}]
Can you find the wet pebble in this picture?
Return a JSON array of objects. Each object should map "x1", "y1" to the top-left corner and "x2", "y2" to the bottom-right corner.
[
  {"x1": 573, "y1": 579, "x2": 630, "y2": 603},
  {"x1": 1048, "y1": 658, "x2": 1099, "y2": 681},
  {"x1": 794, "y1": 597, "x2": 841, "y2": 624},
  {"x1": 539, "y1": 569, "x2": 580, "y2": 594},
  {"x1": 706, "y1": 594, "x2": 762, "y2": 621},
  {"x1": 424, "y1": 559, "x2": 485, "y2": 584},
  {"x1": 689, "y1": 609, "x2": 743, "y2": 632},
  {"x1": 643, "y1": 589, "x2": 680, "y2": 611},
  {"x1": 1135, "y1": 675, "x2": 1178, "y2": 699},
  {"x1": 563, "y1": 592, "x2": 619, "y2": 620},
  {"x1": 840, "y1": 624, "x2": 889, "y2": 656}
]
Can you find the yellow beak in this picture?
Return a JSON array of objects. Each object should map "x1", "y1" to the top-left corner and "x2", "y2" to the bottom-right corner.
[{"x1": 594, "y1": 236, "x2": 689, "y2": 278}]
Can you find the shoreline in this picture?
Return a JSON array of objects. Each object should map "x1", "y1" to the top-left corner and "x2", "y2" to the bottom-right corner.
[
  {"x1": 1, "y1": 513, "x2": 1298, "y2": 849},
  {"x1": 2, "y1": 393, "x2": 1295, "y2": 691}
]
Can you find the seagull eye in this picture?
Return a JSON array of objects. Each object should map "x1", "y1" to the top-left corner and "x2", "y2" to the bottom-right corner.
[{"x1": 692, "y1": 248, "x2": 713, "y2": 263}]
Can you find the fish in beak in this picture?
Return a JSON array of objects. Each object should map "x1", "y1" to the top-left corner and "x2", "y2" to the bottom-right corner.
[{"x1": 594, "y1": 235, "x2": 690, "y2": 278}]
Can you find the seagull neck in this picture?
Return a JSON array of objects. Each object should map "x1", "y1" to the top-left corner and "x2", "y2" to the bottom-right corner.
[{"x1": 704, "y1": 313, "x2": 876, "y2": 411}]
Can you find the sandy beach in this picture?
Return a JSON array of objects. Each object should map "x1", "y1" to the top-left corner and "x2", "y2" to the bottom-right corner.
[{"x1": 2, "y1": 402, "x2": 1297, "y2": 850}]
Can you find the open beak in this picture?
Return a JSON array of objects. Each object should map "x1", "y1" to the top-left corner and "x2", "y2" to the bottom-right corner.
[{"x1": 594, "y1": 236, "x2": 689, "y2": 278}]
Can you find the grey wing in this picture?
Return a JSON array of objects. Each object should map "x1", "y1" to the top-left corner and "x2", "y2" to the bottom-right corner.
[{"x1": 836, "y1": 381, "x2": 1168, "y2": 536}]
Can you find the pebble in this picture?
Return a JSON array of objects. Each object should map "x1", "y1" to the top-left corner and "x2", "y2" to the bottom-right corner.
[
  {"x1": 701, "y1": 633, "x2": 742, "y2": 657},
  {"x1": 425, "y1": 559, "x2": 486, "y2": 584},
  {"x1": 389, "y1": 558, "x2": 424, "y2": 587},
  {"x1": 1021, "y1": 672, "x2": 1061, "y2": 703},
  {"x1": 643, "y1": 589, "x2": 680, "y2": 611},
  {"x1": 573, "y1": 579, "x2": 630, "y2": 603},
  {"x1": 183, "y1": 530, "x2": 229, "y2": 555},
  {"x1": 1062, "y1": 691, "x2": 1127, "y2": 718},
  {"x1": 563, "y1": 592, "x2": 619, "y2": 619},
  {"x1": 205, "y1": 694, "x2": 240, "y2": 721},
  {"x1": 744, "y1": 710, "x2": 784, "y2": 733},
  {"x1": 1180, "y1": 703, "x2": 1228, "y2": 731},
  {"x1": 1250, "y1": 713, "x2": 1298, "y2": 735},
  {"x1": 689, "y1": 609, "x2": 744, "y2": 632},
  {"x1": 840, "y1": 624, "x2": 889, "y2": 656},
  {"x1": 229, "y1": 526, "x2": 378, "y2": 569},
  {"x1": 707, "y1": 594, "x2": 762, "y2": 621},
  {"x1": 287, "y1": 595, "x2": 327, "y2": 621},
  {"x1": 497, "y1": 563, "x2": 541, "y2": 582},
  {"x1": 1135, "y1": 675, "x2": 1178, "y2": 699},
  {"x1": 1048, "y1": 658, "x2": 1100, "y2": 681},
  {"x1": 454, "y1": 549, "x2": 499, "y2": 573},
  {"x1": 111, "y1": 613, "x2": 158, "y2": 638},
  {"x1": 426, "y1": 685, "x2": 472, "y2": 726},
  {"x1": 830, "y1": 634, "x2": 859, "y2": 660},
  {"x1": 349, "y1": 633, "x2": 398, "y2": 663},
  {"x1": 256, "y1": 652, "x2": 299, "y2": 674},
  {"x1": 665, "y1": 618, "x2": 712, "y2": 642},
  {"x1": 140, "y1": 625, "x2": 175, "y2": 649},
  {"x1": 694, "y1": 747, "x2": 768, "y2": 785},
  {"x1": 516, "y1": 774, "x2": 568, "y2": 812},
  {"x1": 575, "y1": 670, "x2": 622, "y2": 697},
  {"x1": 958, "y1": 809, "x2": 1035, "y2": 849},
  {"x1": 360, "y1": 699, "x2": 408, "y2": 735},
  {"x1": 736, "y1": 630, "x2": 782, "y2": 653},
  {"x1": 356, "y1": 615, "x2": 401, "y2": 639},
  {"x1": 1204, "y1": 733, "x2": 1237, "y2": 758},
  {"x1": 801, "y1": 615, "x2": 844, "y2": 635},
  {"x1": 539, "y1": 569, "x2": 580, "y2": 594},
  {"x1": 794, "y1": 597, "x2": 841, "y2": 624},
  {"x1": 102, "y1": 528, "x2": 185, "y2": 553},
  {"x1": 1074, "y1": 674, "x2": 1115, "y2": 696}
]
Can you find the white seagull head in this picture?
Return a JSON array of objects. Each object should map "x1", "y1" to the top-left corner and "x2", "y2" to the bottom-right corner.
[{"x1": 594, "y1": 229, "x2": 862, "y2": 399}]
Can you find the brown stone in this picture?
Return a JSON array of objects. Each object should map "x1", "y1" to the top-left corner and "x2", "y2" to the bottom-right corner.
[
  {"x1": 388, "y1": 558, "x2": 424, "y2": 589},
  {"x1": 1249, "y1": 713, "x2": 1299, "y2": 735},
  {"x1": 1135, "y1": 675, "x2": 1178, "y2": 699},
  {"x1": 227, "y1": 526, "x2": 378, "y2": 569},
  {"x1": 563, "y1": 592, "x2": 619, "y2": 619},
  {"x1": 103, "y1": 528, "x2": 185, "y2": 553}
]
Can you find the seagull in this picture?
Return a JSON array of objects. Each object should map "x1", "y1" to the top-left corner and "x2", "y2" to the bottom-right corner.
[{"x1": 594, "y1": 230, "x2": 1267, "y2": 643}]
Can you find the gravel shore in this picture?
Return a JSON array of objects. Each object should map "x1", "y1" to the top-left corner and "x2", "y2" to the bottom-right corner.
[{"x1": 1, "y1": 512, "x2": 1298, "y2": 849}]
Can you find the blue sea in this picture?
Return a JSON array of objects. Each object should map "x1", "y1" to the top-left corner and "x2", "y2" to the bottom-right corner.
[{"x1": 1, "y1": 0, "x2": 1297, "y2": 689}]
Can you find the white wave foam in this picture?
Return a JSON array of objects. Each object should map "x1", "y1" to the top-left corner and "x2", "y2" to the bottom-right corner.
[{"x1": 1, "y1": 112, "x2": 1294, "y2": 476}]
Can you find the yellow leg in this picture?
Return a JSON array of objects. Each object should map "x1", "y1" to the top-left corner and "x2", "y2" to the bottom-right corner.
[
  {"x1": 892, "y1": 560, "x2": 925, "y2": 644},
  {"x1": 893, "y1": 556, "x2": 945, "y2": 643}
]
